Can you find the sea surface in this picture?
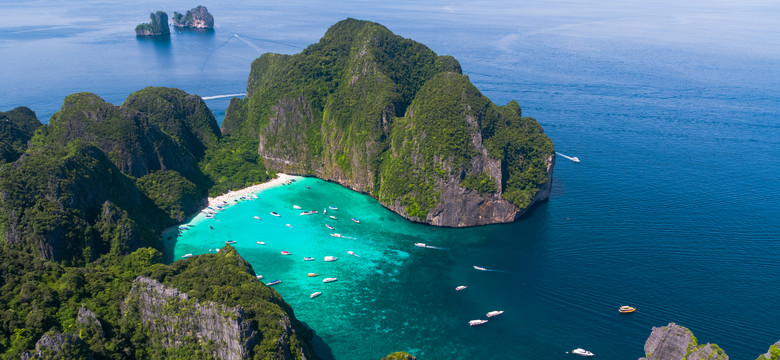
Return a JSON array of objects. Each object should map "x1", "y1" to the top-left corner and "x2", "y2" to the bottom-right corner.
[{"x1": 3, "y1": 1, "x2": 779, "y2": 359}]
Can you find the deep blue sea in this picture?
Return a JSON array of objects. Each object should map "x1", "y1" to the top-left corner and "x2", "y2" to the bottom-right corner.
[{"x1": 2, "y1": 1, "x2": 779, "y2": 359}]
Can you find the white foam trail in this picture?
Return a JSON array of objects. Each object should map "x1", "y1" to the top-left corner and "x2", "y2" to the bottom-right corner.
[
  {"x1": 233, "y1": 33, "x2": 264, "y2": 53},
  {"x1": 201, "y1": 93, "x2": 245, "y2": 100},
  {"x1": 556, "y1": 151, "x2": 581, "y2": 162},
  {"x1": 424, "y1": 245, "x2": 448, "y2": 250}
]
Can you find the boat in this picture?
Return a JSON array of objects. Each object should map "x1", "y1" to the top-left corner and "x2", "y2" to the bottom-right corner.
[
  {"x1": 619, "y1": 305, "x2": 636, "y2": 313},
  {"x1": 414, "y1": 243, "x2": 427, "y2": 248},
  {"x1": 325, "y1": 224, "x2": 335, "y2": 230},
  {"x1": 322, "y1": 277, "x2": 338, "y2": 283},
  {"x1": 293, "y1": 205, "x2": 302, "y2": 209},
  {"x1": 324, "y1": 256, "x2": 338, "y2": 262},
  {"x1": 253, "y1": 216, "x2": 261, "y2": 220},
  {"x1": 329, "y1": 215, "x2": 337, "y2": 220},
  {"x1": 571, "y1": 156, "x2": 580, "y2": 163},
  {"x1": 181, "y1": 253, "x2": 193, "y2": 258},
  {"x1": 351, "y1": 218, "x2": 360, "y2": 223},
  {"x1": 256, "y1": 241, "x2": 265, "y2": 245},
  {"x1": 256, "y1": 275, "x2": 263, "y2": 279},
  {"x1": 303, "y1": 257, "x2": 315, "y2": 261},
  {"x1": 286, "y1": 224, "x2": 292, "y2": 228},
  {"x1": 473, "y1": 266, "x2": 487, "y2": 271},
  {"x1": 571, "y1": 348, "x2": 594, "y2": 357},
  {"x1": 486, "y1": 310, "x2": 504, "y2": 317},
  {"x1": 328, "y1": 205, "x2": 338, "y2": 210},
  {"x1": 225, "y1": 240, "x2": 236, "y2": 244},
  {"x1": 347, "y1": 250, "x2": 360, "y2": 257},
  {"x1": 468, "y1": 319, "x2": 488, "y2": 326},
  {"x1": 265, "y1": 280, "x2": 282, "y2": 286},
  {"x1": 330, "y1": 233, "x2": 343, "y2": 238},
  {"x1": 310, "y1": 291, "x2": 322, "y2": 299},
  {"x1": 307, "y1": 273, "x2": 318, "y2": 277},
  {"x1": 281, "y1": 251, "x2": 292, "y2": 255},
  {"x1": 300, "y1": 210, "x2": 318, "y2": 215},
  {"x1": 205, "y1": 214, "x2": 213, "y2": 219},
  {"x1": 455, "y1": 285, "x2": 467, "y2": 291},
  {"x1": 270, "y1": 211, "x2": 280, "y2": 217}
]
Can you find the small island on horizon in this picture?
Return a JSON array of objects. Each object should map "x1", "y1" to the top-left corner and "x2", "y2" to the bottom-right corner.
[
  {"x1": 135, "y1": 11, "x2": 170, "y2": 37},
  {"x1": 172, "y1": 5, "x2": 214, "y2": 30}
]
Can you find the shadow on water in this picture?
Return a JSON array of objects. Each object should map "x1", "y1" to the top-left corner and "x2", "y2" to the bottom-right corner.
[
  {"x1": 303, "y1": 321, "x2": 336, "y2": 360},
  {"x1": 135, "y1": 35, "x2": 173, "y2": 68}
]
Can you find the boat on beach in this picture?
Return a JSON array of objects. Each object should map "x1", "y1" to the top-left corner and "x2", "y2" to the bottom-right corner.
[
  {"x1": 571, "y1": 348, "x2": 594, "y2": 356},
  {"x1": 325, "y1": 224, "x2": 335, "y2": 230},
  {"x1": 265, "y1": 280, "x2": 282, "y2": 286},
  {"x1": 303, "y1": 257, "x2": 315, "y2": 261},
  {"x1": 324, "y1": 256, "x2": 338, "y2": 262},
  {"x1": 619, "y1": 305, "x2": 636, "y2": 313},
  {"x1": 455, "y1": 285, "x2": 467, "y2": 291},
  {"x1": 307, "y1": 273, "x2": 318, "y2": 277},
  {"x1": 486, "y1": 310, "x2": 504, "y2": 317},
  {"x1": 322, "y1": 277, "x2": 338, "y2": 283},
  {"x1": 310, "y1": 291, "x2": 322, "y2": 299},
  {"x1": 473, "y1": 266, "x2": 487, "y2": 271},
  {"x1": 469, "y1": 319, "x2": 488, "y2": 326}
]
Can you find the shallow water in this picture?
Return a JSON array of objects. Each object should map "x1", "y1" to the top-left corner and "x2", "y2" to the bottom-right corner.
[{"x1": 4, "y1": 0, "x2": 780, "y2": 359}]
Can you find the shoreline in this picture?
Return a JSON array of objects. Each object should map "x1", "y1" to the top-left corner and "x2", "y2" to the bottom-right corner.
[{"x1": 206, "y1": 173, "x2": 296, "y2": 208}]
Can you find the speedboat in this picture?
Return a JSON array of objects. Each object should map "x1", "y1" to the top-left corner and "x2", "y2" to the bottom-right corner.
[
  {"x1": 225, "y1": 240, "x2": 236, "y2": 244},
  {"x1": 329, "y1": 215, "x2": 337, "y2": 220},
  {"x1": 414, "y1": 243, "x2": 427, "y2": 248},
  {"x1": 253, "y1": 216, "x2": 261, "y2": 220},
  {"x1": 270, "y1": 211, "x2": 280, "y2": 217},
  {"x1": 265, "y1": 280, "x2": 282, "y2": 286},
  {"x1": 571, "y1": 156, "x2": 580, "y2": 163},
  {"x1": 347, "y1": 251, "x2": 360, "y2": 257},
  {"x1": 256, "y1": 241, "x2": 265, "y2": 245},
  {"x1": 281, "y1": 251, "x2": 292, "y2": 255},
  {"x1": 486, "y1": 310, "x2": 504, "y2": 317},
  {"x1": 307, "y1": 273, "x2": 319, "y2": 277},
  {"x1": 571, "y1": 348, "x2": 594, "y2": 357},
  {"x1": 300, "y1": 210, "x2": 318, "y2": 215},
  {"x1": 293, "y1": 205, "x2": 302, "y2": 209},
  {"x1": 286, "y1": 224, "x2": 292, "y2": 228},
  {"x1": 322, "y1": 277, "x2": 338, "y2": 283},
  {"x1": 619, "y1": 305, "x2": 636, "y2": 313},
  {"x1": 473, "y1": 266, "x2": 487, "y2": 271},
  {"x1": 325, "y1": 224, "x2": 335, "y2": 230},
  {"x1": 330, "y1": 233, "x2": 343, "y2": 238},
  {"x1": 468, "y1": 319, "x2": 488, "y2": 326},
  {"x1": 328, "y1": 205, "x2": 338, "y2": 210},
  {"x1": 182, "y1": 253, "x2": 193, "y2": 258},
  {"x1": 310, "y1": 292, "x2": 322, "y2": 299},
  {"x1": 324, "y1": 256, "x2": 338, "y2": 262},
  {"x1": 303, "y1": 257, "x2": 315, "y2": 261},
  {"x1": 455, "y1": 285, "x2": 467, "y2": 291},
  {"x1": 256, "y1": 275, "x2": 263, "y2": 279},
  {"x1": 351, "y1": 217, "x2": 360, "y2": 223}
]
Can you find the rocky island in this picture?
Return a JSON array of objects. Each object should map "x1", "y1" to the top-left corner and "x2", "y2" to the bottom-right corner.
[
  {"x1": 135, "y1": 11, "x2": 170, "y2": 36},
  {"x1": 223, "y1": 18, "x2": 555, "y2": 227},
  {"x1": 172, "y1": 5, "x2": 214, "y2": 29}
]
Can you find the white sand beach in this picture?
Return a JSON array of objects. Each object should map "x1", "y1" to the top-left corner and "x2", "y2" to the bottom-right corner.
[{"x1": 206, "y1": 173, "x2": 296, "y2": 208}]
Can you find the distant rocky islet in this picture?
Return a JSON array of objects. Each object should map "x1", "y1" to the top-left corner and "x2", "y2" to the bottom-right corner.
[{"x1": 135, "y1": 5, "x2": 214, "y2": 36}]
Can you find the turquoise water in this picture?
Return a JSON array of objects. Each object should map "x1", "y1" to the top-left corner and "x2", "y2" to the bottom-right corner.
[{"x1": 4, "y1": 0, "x2": 780, "y2": 359}]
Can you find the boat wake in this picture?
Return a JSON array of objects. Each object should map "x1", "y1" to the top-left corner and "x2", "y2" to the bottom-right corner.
[
  {"x1": 202, "y1": 93, "x2": 245, "y2": 100},
  {"x1": 555, "y1": 151, "x2": 580, "y2": 163},
  {"x1": 233, "y1": 33, "x2": 264, "y2": 53},
  {"x1": 423, "y1": 245, "x2": 448, "y2": 250}
]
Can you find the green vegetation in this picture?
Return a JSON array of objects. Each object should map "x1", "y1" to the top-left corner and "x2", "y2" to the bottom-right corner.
[
  {"x1": 0, "y1": 107, "x2": 41, "y2": 164},
  {"x1": 757, "y1": 344, "x2": 780, "y2": 360},
  {"x1": 200, "y1": 135, "x2": 272, "y2": 197},
  {"x1": 382, "y1": 351, "x2": 416, "y2": 360},
  {"x1": 135, "y1": 11, "x2": 169, "y2": 36},
  {"x1": 136, "y1": 170, "x2": 201, "y2": 222}
]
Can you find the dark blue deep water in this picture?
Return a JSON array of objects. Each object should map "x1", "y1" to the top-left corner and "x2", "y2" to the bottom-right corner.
[{"x1": 2, "y1": 1, "x2": 779, "y2": 359}]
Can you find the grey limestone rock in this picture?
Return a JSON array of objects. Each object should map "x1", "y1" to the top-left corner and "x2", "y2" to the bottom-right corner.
[{"x1": 639, "y1": 323, "x2": 727, "y2": 360}]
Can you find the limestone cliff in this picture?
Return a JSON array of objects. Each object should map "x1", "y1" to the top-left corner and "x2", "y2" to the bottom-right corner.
[
  {"x1": 135, "y1": 11, "x2": 170, "y2": 36},
  {"x1": 0, "y1": 106, "x2": 41, "y2": 164},
  {"x1": 172, "y1": 6, "x2": 214, "y2": 29},
  {"x1": 639, "y1": 323, "x2": 727, "y2": 360},
  {"x1": 223, "y1": 18, "x2": 554, "y2": 227}
]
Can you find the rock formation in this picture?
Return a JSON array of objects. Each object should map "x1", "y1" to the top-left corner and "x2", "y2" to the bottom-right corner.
[
  {"x1": 135, "y1": 11, "x2": 170, "y2": 36},
  {"x1": 757, "y1": 341, "x2": 780, "y2": 360},
  {"x1": 172, "y1": 6, "x2": 214, "y2": 29},
  {"x1": 639, "y1": 323, "x2": 727, "y2": 360},
  {"x1": 223, "y1": 18, "x2": 555, "y2": 227},
  {"x1": 0, "y1": 106, "x2": 40, "y2": 164}
]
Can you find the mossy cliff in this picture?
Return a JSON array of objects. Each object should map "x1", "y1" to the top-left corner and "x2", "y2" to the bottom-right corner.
[
  {"x1": 223, "y1": 18, "x2": 554, "y2": 227},
  {"x1": 0, "y1": 107, "x2": 40, "y2": 164}
]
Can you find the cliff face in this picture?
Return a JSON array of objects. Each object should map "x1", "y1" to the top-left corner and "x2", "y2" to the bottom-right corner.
[
  {"x1": 0, "y1": 106, "x2": 41, "y2": 164},
  {"x1": 172, "y1": 6, "x2": 214, "y2": 29},
  {"x1": 135, "y1": 11, "x2": 170, "y2": 36},
  {"x1": 223, "y1": 18, "x2": 554, "y2": 227},
  {"x1": 639, "y1": 323, "x2": 728, "y2": 360}
]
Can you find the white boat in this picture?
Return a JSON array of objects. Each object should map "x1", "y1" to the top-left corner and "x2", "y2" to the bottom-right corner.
[
  {"x1": 351, "y1": 217, "x2": 360, "y2": 223},
  {"x1": 571, "y1": 348, "x2": 594, "y2": 357},
  {"x1": 329, "y1": 215, "x2": 337, "y2": 220},
  {"x1": 286, "y1": 224, "x2": 292, "y2": 228},
  {"x1": 486, "y1": 310, "x2": 504, "y2": 317},
  {"x1": 225, "y1": 240, "x2": 236, "y2": 244},
  {"x1": 270, "y1": 211, "x2": 280, "y2": 217},
  {"x1": 253, "y1": 215, "x2": 261, "y2": 220},
  {"x1": 325, "y1": 224, "x2": 335, "y2": 230},
  {"x1": 347, "y1": 250, "x2": 360, "y2": 257},
  {"x1": 324, "y1": 256, "x2": 338, "y2": 262},
  {"x1": 310, "y1": 291, "x2": 322, "y2": 299},
  {"x1": 182, "y1": 253, "x2": 193, "y2": 258},
  {"x1": 303, "y1": 257, "x2": 315, "y2": 261},
  {"x1": 468, "y1": 319, "x2": 488, "y2": 326},
  {"x1": 455, "y1": 285, "x2": 467, "y2": 291},
  {"x1": 322, "y1": 277, "x2": 338, "y2": 283},
  {"x1": 414, "y1": 243, "x2": 427, "y2": 248},
  {"x1": 473, "y1": 266, "x2": 487, "y2": 271},
  {"x1": 256, "y1": 241, "x2": 265, "y2": 245},
  {"x1": 265, "y1": 280, "x2": 282, "y2": 286},
  {"x1": 330, "y1": 233, "x2": 343, "y2": 238},
  {"x1": 571, "y1": 156, "x2": 580, "y2": 163},
  {"x1": 300, "y1": 210, "x2": 318, "y2": 215},
  {"x1": 328, "y1": 205, "x2": 338, "y2": 210},
  {"x1": 293, "y1": 205, "x2": 302, "y2": 209},
  {"x1": 256, "y1": 275, "x2": 264, "y2": 279}
]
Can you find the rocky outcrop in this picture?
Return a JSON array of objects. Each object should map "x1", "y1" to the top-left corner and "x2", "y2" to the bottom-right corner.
[
  {"x1": 20, "y1": 331, "x2": 91, "y2": 360},
  {"x1": 0, "y1": 106, "x2": 41, "y2": 164},
  {"x1": 124, "y1": 276, "x2": 295, "y2": 360},
  {"x1": 639, "y1": 323, "x2": 727, "y2": 360},
  {"x1": 172, "y1": 6, "x2": 214, "y2": 29},
  {"x1": 758, "y1": 341, "x2": 780, "y2": 360},
  {"x1": 135, "y1": 11, "x2": 170, "y2": 36},
  {"x1": 383, "y1": 352, "x2": 417, "y2": 360}
]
